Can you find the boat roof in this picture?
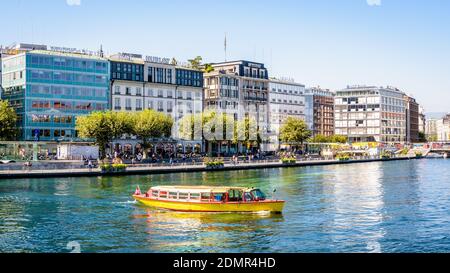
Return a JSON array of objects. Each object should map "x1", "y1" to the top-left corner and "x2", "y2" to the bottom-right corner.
[{"x1": 150, "y1": 186, "x2": 254, "y2": 193}]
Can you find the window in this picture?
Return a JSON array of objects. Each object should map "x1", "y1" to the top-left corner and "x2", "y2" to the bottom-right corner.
[
  {"x1": 136, "y1": 99, "x2": 142, "y2": 110},
  {"x1": 114, "y1": 98, "x2": 121, "y2": 110},
  {"x1": 125, "y1": 98, "x2": 132, "y2": 110}
]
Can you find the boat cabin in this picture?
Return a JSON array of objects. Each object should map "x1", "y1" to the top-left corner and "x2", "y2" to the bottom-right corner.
[{"x1": 145, "y1": 186, "x2": 267, "y2": 203}]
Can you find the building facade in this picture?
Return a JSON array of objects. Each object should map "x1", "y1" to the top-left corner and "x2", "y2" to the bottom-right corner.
[
  {"x1": 109, "y1": 53, "x2": 203, "y2": 154},
  {"x1": 405, "y1": 95, "x2": 420, "y2": 143},
  {"x1": 268, "y1": 79, "x2": 306, "y2": 149},
  {"x1": 204, "y1": 60, "x2": 269, "y2": 125},
  {"x1": 334, "y1": 86, "x2": 406, "y2": 143},
  {"x1": 1, "y1": 48, "x2": 109, "y2": 141},
  {"x1": 427, "y1": 114, "x2": 450, "y2": 142},
  {"x1": 419, "y1": 106, "x2": 426, "y2": 134},
  {"x1": 203, "y1": 60, "x2": 269, "y2": 153},
  {"x1": 304, "y1": 87, "x2": 334, "y2": 137}
]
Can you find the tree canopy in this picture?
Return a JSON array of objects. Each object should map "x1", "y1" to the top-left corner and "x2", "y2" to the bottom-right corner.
[
  {"x1": 279, "y1": 117, "x2": 312, "y2": 145},
  {"x1": 76, "y1": 110, "x2": 173, "y2": 158},
  {"x1": 0, "y1": 100, "x2": 18, "y2": 141},
  {"x1": 188, "y1": 56, "x2": 203, "y2": 70},
  {"x1": 310, "y1": 134, "x2": 348, "y2": 144}
]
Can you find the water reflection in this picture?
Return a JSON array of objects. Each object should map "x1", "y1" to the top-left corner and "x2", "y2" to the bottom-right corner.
[
  {"x1": 2, "y1": 159, "x2": 450, "y2": 252},
  {"x1": 327, "y1": 163, "x2": 384, "y2": 252}
]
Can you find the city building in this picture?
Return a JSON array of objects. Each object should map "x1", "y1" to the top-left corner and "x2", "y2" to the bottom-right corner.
[
  {"x1": 203, "y1": 60, "x2": 269, "y2": 153},
  {"x1": 425, "y1": 118, "x2": 438, "y2": 141},
  {"x1": 109, "y1": 53, "x2": 145, "y2": 112},
  {"x1": 334, "y1": 85, "x2": 407, "y2": 143},
  {"x1": 419, "y1": 106, "x2": 426, "y2": 134},
  {"x1": 109, "y1": 53, "x2": 203, "y2": 154},
  {"x1": 204, "y1": 60, "x2": 269, "y2": 123},
  {"x1": 405, "y1": 95, "x2": 420, "y2": 143},
  {"x1": 1, "y1": 45, "x2": 109, "y2": 141},
  {"x1": 437, "y1": 115, "x2": 450, "y2": 141},
  {"x1": 268, "y1": 78, "x2": 306, "y2": 150},
  {"x1": 304, "y1": 87, "x2": 334, "y2": 137},
  {"x1": 427, "y1": 114, "x2": 450, "y2": 142}
]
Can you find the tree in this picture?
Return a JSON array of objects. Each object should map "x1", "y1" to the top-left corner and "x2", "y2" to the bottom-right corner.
[
  {"x1": 132, "y1": 109, "x2": 173, "y2": 158},
  {"x1": 76, "y1": 112, "x2": 113, "y2": 158},
  {"x1": 204, "y1": 63, "x2": 214, "y2": 73},
  {"x1": 418, "y1": 132, "x2": 427, "y2": 143},
  {"x1": 76, "y1": 111, "x2": 133, "y2": 158},
  {"x1": 0, "y1": 100, "x2": 18, "y2": 141},
  {"x1": 188, "y1": 56, "x2": 203, "y2": 70},
  {"x1": 170, "y1": 58, "x2": 178, "y2": 66},
  {"x1": 309, "y1": 134, "x2": 348, "y2": 144},
  {"x1": 330, "y1": 135, "x2": 348, "y2": 144},
  {"x1": 279, "y1": 117, "x2": 312, "y2": 147},
  {"x1": 310, "y1": 134, "x2": 329, "y2": 143},
  {"x1": 234, "y1": 116, "x2": 260, "y2": 148}
]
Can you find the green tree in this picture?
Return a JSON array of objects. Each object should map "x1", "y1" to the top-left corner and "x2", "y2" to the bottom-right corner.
[
  {"x1": 75, "y1": 111, "x2": 133, "y2": 158},
  {"x1": 204, "y1": 63, "x2": 214, "y2": 73},
  {"x1": 329, "y1": 135, "x2": 348, "y2": 144},
  {"x1": 188, "y1": 56, "x2": 203, "y2": 70},
  {"x1": 310, "y1": 134, "x2": 329, "y2": 143},
  {"x1": 234, "y1": 116, "x2": 260, "y2": 148},
  {"x1": 132, "y1": 109, "x2": 173, "y2": 158},
  {"x1": 76, "y1": 112, "x2": 113, "y2": 158},
  {"x1": 279, "y1": 117, "x2": 312, "y2": 147},
  {"x1": 0, "y1": 100, "x2": 18, "y2": 141},
  {"x1": 418, "y1": 131, "x2": 427, "y2": 143}
]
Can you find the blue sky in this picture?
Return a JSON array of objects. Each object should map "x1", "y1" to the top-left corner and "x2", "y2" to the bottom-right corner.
[{"x1": 1, "y1": 0, "x2": 450, "y2": 112}]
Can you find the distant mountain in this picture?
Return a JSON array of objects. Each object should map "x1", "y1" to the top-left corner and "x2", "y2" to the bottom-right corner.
[{"x1": 426, "y1": 112, "x2": 448, "y2": 119}]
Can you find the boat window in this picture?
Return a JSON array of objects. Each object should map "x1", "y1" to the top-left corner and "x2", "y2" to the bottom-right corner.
[
  {"x1": 201, "y1": 193, "x2": 211, "y2": 202},
  {"x1": 179, "y1": 192, "x2": 189, "y2": 200},
  {"x1": 169, "y1": 192, "x2": 178, "y2": 199},
  {"x1": 228, "y1": 190, "x2": 243, "y2": 202},
  {"x1": 214, "y1": 193, "x2": 226, "y2": 202},
  {"x1": 152, "y1": 190, "x2": 159, "y2": 198},
  {"x1": 159, "y1": 191, "x2": 168, "y2": 199},
  {"x1": 190, "y1": 193, "x2": 200, "y2": 200},
  {"x1": 251, "y1": 189, "x2": 266, "y2": 201},
  {"x1": 244, "y1": 192, "x2": 253, "y2": 202}
]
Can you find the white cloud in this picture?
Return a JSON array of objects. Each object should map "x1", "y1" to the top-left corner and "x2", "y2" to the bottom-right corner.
[
  {"x1": 367, "y1": 0, "x2": 381, "y2": 6},
  {"x1": 66, "y1": 0, "x2": 81, "y2": 6}
]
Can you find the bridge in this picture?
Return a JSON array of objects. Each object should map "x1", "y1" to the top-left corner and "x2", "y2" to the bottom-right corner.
[{"x1": 429, "y1": 144, "x2": 450, "y2": 157}]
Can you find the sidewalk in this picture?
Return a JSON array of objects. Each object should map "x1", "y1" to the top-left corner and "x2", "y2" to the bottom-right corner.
[{"x1": 0, "y1": 156, "x2": 419, "y2": 180}]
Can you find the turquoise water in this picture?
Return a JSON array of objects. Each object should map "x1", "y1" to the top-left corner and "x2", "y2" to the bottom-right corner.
[{"x1": 1, "y1": 159, "x2": 450, "y2": 253}]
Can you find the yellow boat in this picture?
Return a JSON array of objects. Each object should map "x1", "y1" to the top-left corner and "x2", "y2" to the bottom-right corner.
[{"x1": 132, "y1": 186, "x2": 285, "y2": 213}]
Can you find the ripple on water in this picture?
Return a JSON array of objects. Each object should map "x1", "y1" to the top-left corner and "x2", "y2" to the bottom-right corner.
[{"x1": 1, "y1": 159, "x2": 450, "y2": 252}]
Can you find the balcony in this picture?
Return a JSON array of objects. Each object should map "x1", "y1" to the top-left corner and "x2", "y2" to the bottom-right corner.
[
  {"x1": 244, "y1": 96, "x2": 267, "y2": 102},
  {"x1": 125, "y1": 107, "x2": 132, "y2": 111},
  {"x1": 114, "y1": 106, "x2": 122, "y2": 110}
]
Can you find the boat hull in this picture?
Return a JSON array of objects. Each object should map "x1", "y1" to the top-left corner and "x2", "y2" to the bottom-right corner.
[{"x1": 133, "y1": 195, "x2": 285, "y2": 213}]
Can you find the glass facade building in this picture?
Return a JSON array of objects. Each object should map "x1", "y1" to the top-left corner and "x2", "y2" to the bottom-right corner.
[
  {"x1": 110, "y1": 60, "x2": 143, "y2": 82},
  {"x1": 1, "y1": 50, "x2": 109, "y2": 141},
  {"x1": 176, "y1": 68, "x2": 203, "y2": 87}
]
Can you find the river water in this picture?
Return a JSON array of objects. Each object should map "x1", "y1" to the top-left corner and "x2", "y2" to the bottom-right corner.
[{"x1": 1, "y1": 159, "x2": 450, "y2": 253}]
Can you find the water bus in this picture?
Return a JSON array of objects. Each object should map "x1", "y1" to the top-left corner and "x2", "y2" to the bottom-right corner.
[{"x1": 133, "y1": 186, "x2": 285, "y2": 213}]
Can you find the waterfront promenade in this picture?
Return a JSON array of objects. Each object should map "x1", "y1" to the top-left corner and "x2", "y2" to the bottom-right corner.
[{"x1": 0, "y1": 156, "x2": 420, "y2": 179}]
